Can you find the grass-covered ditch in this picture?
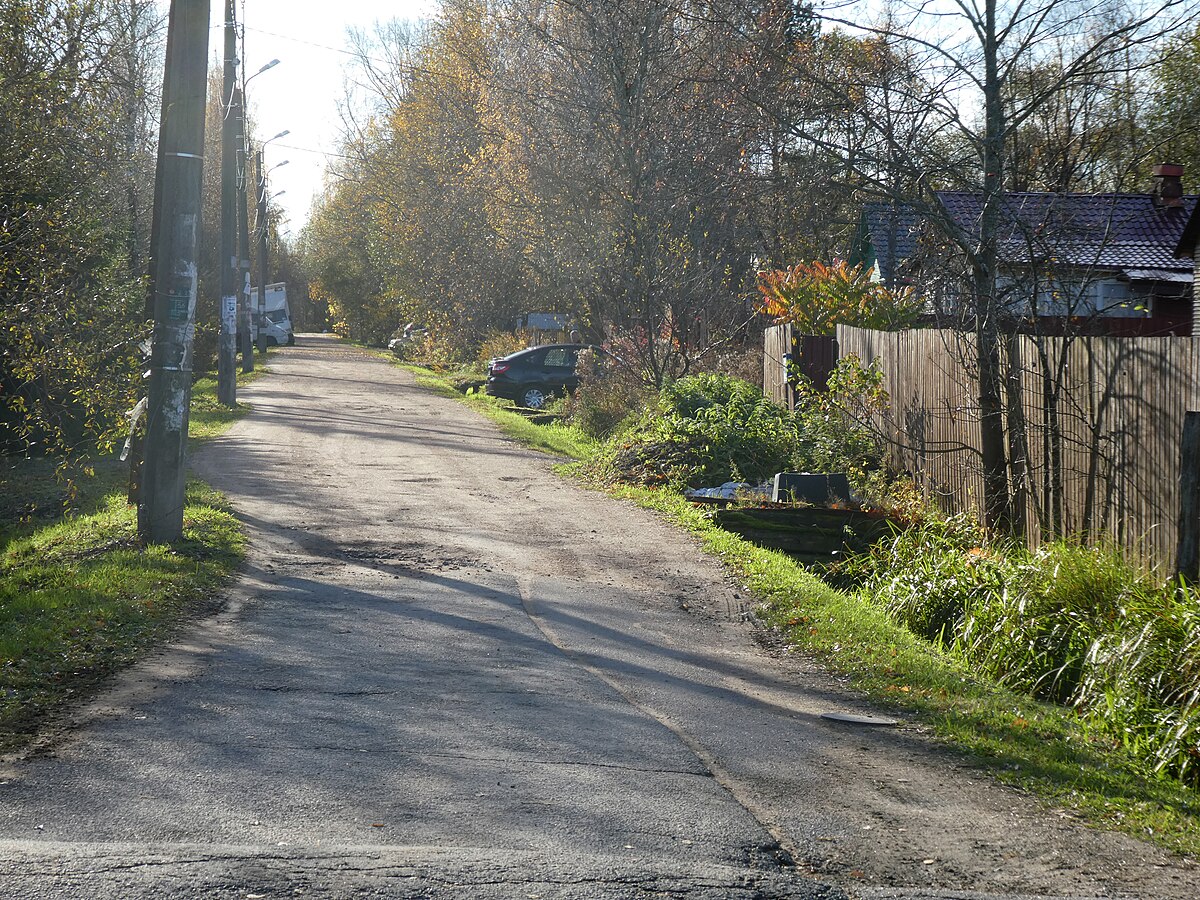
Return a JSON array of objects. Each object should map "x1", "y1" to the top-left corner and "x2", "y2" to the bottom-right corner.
[
  {"x1": 404, "y1": 357, "x2": 1200, "y2": 856},
  {"x1": 0, "y1": 371, "x2": 257, "y2": 752}
]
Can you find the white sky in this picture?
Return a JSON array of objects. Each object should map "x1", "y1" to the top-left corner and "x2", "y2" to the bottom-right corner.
[{"x1": 205, "y1": 0, "x2": 438, "y2": 230}]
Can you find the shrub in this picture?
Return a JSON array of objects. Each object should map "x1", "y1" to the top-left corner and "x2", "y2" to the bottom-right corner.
[
  {"x1": 397, "y1": 312, "x2": 470, "y2": 370},
  {"x1": 192, "y1": 322, "x2": 219, "y2": 377},
  {"x1": 475, "y1": 330, "x2": 530, "y2": 369},
  {"x1": 590, "y1": 358, "x2": 892, "y2": 492},
  {"x1": 564, "y1": 348, "x2": 652, "y2": 439},
  {"x1": 601, "y1": 373, "x2": 798, "y2": 487},
  {"x1": 328, "y1": 292, "x2": 407, "y2": 347},
  {"x1": 838, "y1": 513, "x2": 1200, "y2": 787},
  {"x1": 792, "y1": 355, "x2": 888, "y2": 486}
]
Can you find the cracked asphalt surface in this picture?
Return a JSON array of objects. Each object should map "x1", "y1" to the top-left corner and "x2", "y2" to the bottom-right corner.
[{"x1": 0, "y1": 335, "x2": 1195, "y2": 899}]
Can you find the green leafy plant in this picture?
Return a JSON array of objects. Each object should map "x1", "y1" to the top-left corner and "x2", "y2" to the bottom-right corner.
[
  {"x1": 839, "y1": 511, "x2": 1200, "y2": 787},
  {"x1": 599, "y1": 373, "x2": 799, "y2": 487},
  {"x1": 843, "y1": 514, "x2": 997, "y2": 641},
  {"x1": 792, "y1": 355, "x2": 889, "y2": 486}
]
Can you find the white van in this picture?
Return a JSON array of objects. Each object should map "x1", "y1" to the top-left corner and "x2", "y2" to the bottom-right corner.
[{"x1": 250, "y1": 283, "x2": 294, "y2": 347}]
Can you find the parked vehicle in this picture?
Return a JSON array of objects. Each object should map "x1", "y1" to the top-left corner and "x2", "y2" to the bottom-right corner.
[
  {"x1": 249, "y1": 283, "x2": 294, "y2": 347},
  {"x1": 486, "y1": 343, "x2": 597, "y2": 409}
]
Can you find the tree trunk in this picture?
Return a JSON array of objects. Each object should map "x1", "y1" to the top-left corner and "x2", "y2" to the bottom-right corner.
[{"x1": 976, "y1": 0, "x2": 1013, "y2": 534}]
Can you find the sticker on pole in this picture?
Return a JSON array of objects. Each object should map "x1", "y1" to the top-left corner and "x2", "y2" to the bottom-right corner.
[
  {"x1": 167, "y1": 275, "x2": 193, "y2": 321},
  {"x1": 221, "y1": 295, "x2": 237, "y2": 331}
]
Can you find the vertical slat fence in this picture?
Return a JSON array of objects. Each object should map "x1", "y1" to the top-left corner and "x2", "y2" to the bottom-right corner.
[
  {"x1": 836, "y1": 325, "x2": 1200, "y2": 570},
  {"x1": 763, "y1": 324, "x2": 794, "y2": 410}
]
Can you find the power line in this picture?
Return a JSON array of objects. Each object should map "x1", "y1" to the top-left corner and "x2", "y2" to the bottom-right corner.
[
  {"x1": 242, "y1": 24, "x2": 453, "y2": 83},
  {"x1": 272, "y1": 140, "x2": 350, "y2": 159},
  {"x1": 244, "y1": 24, "x2": 387, "y2": 64}
]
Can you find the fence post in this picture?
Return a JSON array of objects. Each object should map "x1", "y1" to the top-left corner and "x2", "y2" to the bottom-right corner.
[{"x1": 1176, "y1": 411, "x2": 1200, "y2": 582}]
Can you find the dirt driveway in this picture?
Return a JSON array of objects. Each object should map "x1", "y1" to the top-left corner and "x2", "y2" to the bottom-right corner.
[{"x1": 0, "y1": 334, "x2": 1193, "y2": 898}]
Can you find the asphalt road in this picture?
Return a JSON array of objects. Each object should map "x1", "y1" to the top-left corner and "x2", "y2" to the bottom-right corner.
[{"x1": 0, "y1": 335, "x2": 1194, "y2": 899}]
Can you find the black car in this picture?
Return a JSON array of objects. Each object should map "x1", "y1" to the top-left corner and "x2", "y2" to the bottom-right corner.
[{"x1": 486, "y1": 343, "x2": 597, "y2": 409}]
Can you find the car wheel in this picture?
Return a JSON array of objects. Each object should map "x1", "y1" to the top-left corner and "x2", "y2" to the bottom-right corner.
[{"x1": 521, "y1": 386, "x2": 549, "y2": 409}]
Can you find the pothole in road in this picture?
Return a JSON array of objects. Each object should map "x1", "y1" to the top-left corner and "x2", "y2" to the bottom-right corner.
[{"x1": 336, "y1": 543, "x2": 476, "y2": 574}]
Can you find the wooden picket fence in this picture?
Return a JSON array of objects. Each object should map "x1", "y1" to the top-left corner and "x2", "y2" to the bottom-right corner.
[{"x1": 835, "y1": 325, "x2": 1200, "y2": 570}]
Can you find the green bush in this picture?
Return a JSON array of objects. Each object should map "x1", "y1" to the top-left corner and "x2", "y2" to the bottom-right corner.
[
  {"x1": 840, "y1": 514, "x2": 1200, "y2": 787},
  {"x1": 590, "y1": 357, "x2": 893, "y2": 493},
  {"x1": 602, "y1": 373, "x2": 798, "y2": 487},
  {"x1": 792, "y1": 355, "x2": 889, "y2": 487}
]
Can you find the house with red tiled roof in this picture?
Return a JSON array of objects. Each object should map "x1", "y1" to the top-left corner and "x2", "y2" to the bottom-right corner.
[{"x1": 903, "y1": 165, "x2": 1198, "y2": 335}]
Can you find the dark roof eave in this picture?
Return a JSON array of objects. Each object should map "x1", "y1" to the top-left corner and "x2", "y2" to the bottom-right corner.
[{"x1": 1178, "y1": 206, "x2": 1200, "y2": 258}]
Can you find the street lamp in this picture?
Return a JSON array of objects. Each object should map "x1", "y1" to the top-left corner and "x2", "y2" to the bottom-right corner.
[{"x1": 248, "y1": 59, "x2": 280, "y2": 83}]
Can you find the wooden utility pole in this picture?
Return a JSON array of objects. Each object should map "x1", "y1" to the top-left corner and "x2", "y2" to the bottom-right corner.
[
  {"x1": 138, "y1": 0, "x2": 211, "y2": 544},
  {"x1": 217, "y1": 0, "x2": 238, "y2": 406},
  {"x1": 235, "y1": 86, "x2": 254, "y2": 373}
]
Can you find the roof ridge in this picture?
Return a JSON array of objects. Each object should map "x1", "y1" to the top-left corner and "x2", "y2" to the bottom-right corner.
[{"x1": 934, "y1": 189, "x2": 1199, "y2": 201}]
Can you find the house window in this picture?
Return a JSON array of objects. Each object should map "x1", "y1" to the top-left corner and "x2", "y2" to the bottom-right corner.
[
  {"x1": 1093, "y1": 280, "x2": 1143, "y2": 317},
  {"x1": 1028, "y1": 276, "x2": 1143, "y2": 318}
]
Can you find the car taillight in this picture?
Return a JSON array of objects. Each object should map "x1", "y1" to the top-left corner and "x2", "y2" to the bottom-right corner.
[{"x1": 491, "y1": 362, "x2": 511, "y2": 374}]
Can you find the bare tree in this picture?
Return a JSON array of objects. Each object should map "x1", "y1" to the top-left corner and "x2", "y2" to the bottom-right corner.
[{"x1": 787, "y1": 0, "x2": 1196, "y2": 532}]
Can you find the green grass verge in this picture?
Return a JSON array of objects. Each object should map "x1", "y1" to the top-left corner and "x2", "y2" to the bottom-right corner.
[
  {"x1": 606, "y1": 485, "x2": 1200, "y2": 857},
  {"x1": 188, "y1": 353, "x2": 272, "y2": 444},
  {"x1": 0, "y1": 483, "x2": 244, "y2": 750},
  {"x1": 407, "y1": 362, "x2": 1200, "y2": 857},
  {"x1": 0, "y1": 363, "x2": 266, "y2": 752},
  {"x1": 401, "y1": 363, "x2": 601, "y2": 460}
]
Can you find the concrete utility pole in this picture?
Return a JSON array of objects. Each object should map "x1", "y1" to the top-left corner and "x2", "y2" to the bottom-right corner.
[
  {"x1": 216, "y1": 0, "x2": 239, "y2": 406},
  {"x1": 138, "y1": 0, "x2": 211, "y2": 544},
  {"x1": 256, "y1": 147, "x2": 269, "y2": 354},
  {"x1": 234, "y1": 87, "x2": 253, "y2": 373}
]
